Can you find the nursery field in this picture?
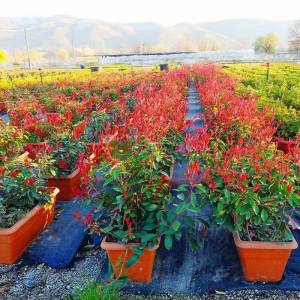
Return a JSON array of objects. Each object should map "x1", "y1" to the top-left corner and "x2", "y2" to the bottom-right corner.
[
  {"x1": 0, "y1": 64, "x2": 162, "y2": 89},
  {"x1": 225, "y1": 62, "x2": 300, "y2": 138},
  {"x1": 0, "y1": 64, "x2": 300, "y2": 299}
]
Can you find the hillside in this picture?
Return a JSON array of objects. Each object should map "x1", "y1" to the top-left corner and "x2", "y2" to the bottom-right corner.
[{"x1": 0, "y1": 16, "x2": 295, "y2": 53}]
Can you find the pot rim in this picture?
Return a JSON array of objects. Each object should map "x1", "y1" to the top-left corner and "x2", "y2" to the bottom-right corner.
[
  {"x1": 101, "y1": 235, "x2": 161, "y2": 251},
  {"x1": 25, "y1": 141, "x2": 48, "y2": 146},
  {"x1": 47, "y1": 168, "x2": 80, "y2": 180},
  {"x1": 13, "y1": 151, "x2": 30, "y2": 162},
  {"x1": 233, "y1": 231, "x2": 298, "y2": 250},
  {"x1": 0, "y1": 187, "x2": 59, "y2": 234},
  {"x1": 47, "y1": 154, "x2": 94, "y2": 180},
  {"x1": 273, "y1": 136, "x2": 297, "y2": 144}
]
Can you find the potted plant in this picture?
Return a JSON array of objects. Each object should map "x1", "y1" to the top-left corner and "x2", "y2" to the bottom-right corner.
[
  {"x1": 79, "y1": 110, "x2": 112, "y2": 159},
  {"x1": 41, "y1": 134, "x2": 89, "y2": 201},
  {"x1": 0, "y1": 161, "x2": 59, "y2": 264},
  {"x1": 193, "y1": 140, "x2": 299, "y2": 282},
  {"x1": 273, "y1": 113, "x2": 299, "y2": 154},
  {"x1": 23, "y1": 121, "x2": 57, "y2": 159},
  {"x1": 73, "y1": 119, "x2": 88, "y2": 140},
  {"x1": 0, "y1": 100, "x2": 8, "y2": 113},
  {"x1": 85, "y1": 140, "x2": 205, "y2": 283},
  {"x1": 80, "y1": 110, "x2": 111, "y2": 142},
  {"x1": 0, "y1": 123, "x2": 28, "y2": 171},
  {"x1": 273, "y1": 136, "x2": 297, "y2": 154}
]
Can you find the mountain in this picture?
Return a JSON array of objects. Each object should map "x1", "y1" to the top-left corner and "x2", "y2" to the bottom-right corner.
[{"x1": 0, "y1": 16, "x2": 295, "y2": 54}]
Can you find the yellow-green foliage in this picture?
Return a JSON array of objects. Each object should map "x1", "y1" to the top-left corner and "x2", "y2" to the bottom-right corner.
[
  {"x1": 0, "y1": 64, "x2": 163, "y2": 89},
  {"x1": 225, "y1": 62, "x2": 300, "y2": 138}
]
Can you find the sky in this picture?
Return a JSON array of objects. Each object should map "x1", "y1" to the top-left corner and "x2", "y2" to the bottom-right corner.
[{"x1": 0, "y1": 0, "x2": 299, "y2": 25}]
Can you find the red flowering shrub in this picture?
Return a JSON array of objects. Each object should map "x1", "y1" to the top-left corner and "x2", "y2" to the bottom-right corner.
[
  {"x1": 183, "y1": 65, "x2": 300, "y2": 242},
  {"x1": 85, "y1": 140, "x2": 204, "y2": 267},
  {"x1": 0, "y1": 161, "x2": 51, "y2": 228},
  {"x1": 0, "y1": 123, "x2": 27, "y2": 167}
]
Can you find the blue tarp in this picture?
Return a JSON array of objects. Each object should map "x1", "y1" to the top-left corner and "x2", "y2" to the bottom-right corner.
[
  {"x1": 22, "y1": 201, "x2": 93, "y2": 268},
  {"x1": 0, "y1": 112, "x2": 10, "y2": 124}
]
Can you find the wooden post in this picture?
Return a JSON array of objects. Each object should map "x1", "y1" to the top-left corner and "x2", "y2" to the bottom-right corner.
[
  {"x1": 38, "y1": 68, "x2": 43, "y2": 85},
  {"x1": 266, "y1": 62, "x2": 270, "y2": 81}
]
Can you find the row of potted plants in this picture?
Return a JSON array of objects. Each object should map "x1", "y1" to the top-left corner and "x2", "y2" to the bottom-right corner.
[
  {"x1": 186, "y1": 65, "x2": 300, "y2": 282},
  {"x1": 1, "y1": 65, "x2": 299, "y2": 285},
  {"x1": 0, "y1": 155, "x2": 60, "y2": 263},
  {"x1": 0, "y1": 130, "x2": 100, "y2": 261},
  {"x1": 0, "y1": 68, "x2": 192, "y2": 269}
]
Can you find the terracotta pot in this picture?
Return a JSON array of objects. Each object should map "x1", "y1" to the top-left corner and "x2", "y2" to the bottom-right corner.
[
  {"x1": 84, "y1": 143, "x2": 101, "y2": 162},
  {"x1": 46, "y1": 153, "x2": 94, "y2": 201},
  {"x1": 274, "y1": 137, "x2": 296, "y2": 154},
  {"x1": 73, "y1": 120, "x2": 87, "y2": 139},
  {"x1": 0, "y1": 101, "x2": 8, "y2": 113},
  {"x1": 14, "y1": 151, "x2": 30, "y2": 163},
  {"x1": 24, "y1": 142, "x2": 48, "y2": 159},
  {"x1": 101, "y1": 236, "x2": 160, "y2": 283},
  {"x1": 46, "y1": 169, "x2": 81, "y2": 201},
  {"x1": 233, "y1": 231, "x2": 298, "y2": 282},
  {"x1": 0, "y1": 188, "x2": 59, "y2": 264}
]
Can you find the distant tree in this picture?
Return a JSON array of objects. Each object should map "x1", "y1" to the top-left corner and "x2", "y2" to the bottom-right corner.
[
  {"x1": 254, "y1": 33, "x2": 278, "y2": 54},
  {"x1": 0, "y1": 49, "x2": 7, "y2": 63},
  {"x1": 57, "y1": 48, "x2": 69, "y2": 61},
  {"x1": 198, "y1": 38, "x2": 222, "y2": 51},
  {"x1": 198, "y1": 38, "x2": 210, "y2": 51},
  {"x1": 176, "y1": 33, "x2": 195, "y2": 52},
  {"x1": 132, "y1": 43, "x2": 142, "y2": 54},
  {"x1": 210, "y1": 39, "x2": 222, "y2": 51},
  {"x1": 31, "y1": 50, "x2": 44, "y2": 63},
  {"x1": 10, "y1": 50, "x2": 28, "y2": 66},
  {"x1": 289, "y1": 20, "x2": 300, "y2": 55}
]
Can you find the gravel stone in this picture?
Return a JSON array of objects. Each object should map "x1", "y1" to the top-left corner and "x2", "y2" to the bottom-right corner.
[
  {"x1": 122, "y1": 290, "x2": 300, "y2": 299},
  {"x1": 21, "y1": 269, "x2": 43, "y2": 288},
  {"x1": 0, "y1": 249, "x2": 106, "y2": 300},
  {"x1": 1, "y1": 251, "x2": 300, "y2": 300}
]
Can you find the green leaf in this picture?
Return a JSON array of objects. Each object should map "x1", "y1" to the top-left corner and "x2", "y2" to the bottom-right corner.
[
  {"x1": 224, "y1": 189, "x2": 231, "y2": 200},
  {"x1": 171, "y1": 220, "x2": 181, "y2": 232},
  {"x1": 195, "y1": 184, "x2": 207, "y2": 194},
  {"x1": 102, "y1": 226, "x2": 113, "y2": 233},
  {"x1": 191, "y1": 192, "x2": 196, "y2": 206},
  {"x1": 116, "y1": 195, "x2": 123, "y2": 210},
  {"x1": 50, "y1": 169, "x2": 56, "y2": 176},
  {"x1": 126, "y1": 254, "x2": 140, "y2": 268},
  {"x1": 175, "y1": 231, "x2": 182, "y2": 240},
  {"x1": 132, "y1": 246, "x2": 144, "y2": 256},
  {"x1": 177, "y1": 193, "x2": 185, "y2": 201},
  {"x1": 289, "y1": 194, "x2": 300, "y2": 206},
  {"x1": 164, "y1": 234, "x2": 173, "y2": 250},
  {"x1": 261, "y1": 209, "x2": 268, "y2": 222},
  {"x1": 175, "y1": 202, "x2": 187, "y2": 213},
  {"x1": 112, "y1": 186, "x2": 122, "y2": 192},
  {"x1": 187, "y1": 207, "x2": 201, "y2": 213},
  {"x1": 252, "y1": 204, "x2": 259, "y2": 215},
  {"x1": 143, "y1": 223, "x2": 156, "y2": 231},
  {"x1": 146, "y1": 204, "x2": 158, "y2": 211},
  {"x1": 141, "y1": 233, "x2": 157, "y2": 244},
  {"x1": 284, "y1": 230, "x2": 294, "y2": 242},
  {"x1": 176, "y1": 184, "x2": 188, "y2": 192}
]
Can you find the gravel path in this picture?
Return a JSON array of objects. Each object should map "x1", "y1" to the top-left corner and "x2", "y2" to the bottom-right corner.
[
  {"x1": 1, "y1": 254, "x2": 300, "y2": 300},
  {"x1": 122, "y1": 290, "x2": 300, "y2": 300},
  {"x1": 0, "y1": 249, "x2": 106, "y2": 300}
]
